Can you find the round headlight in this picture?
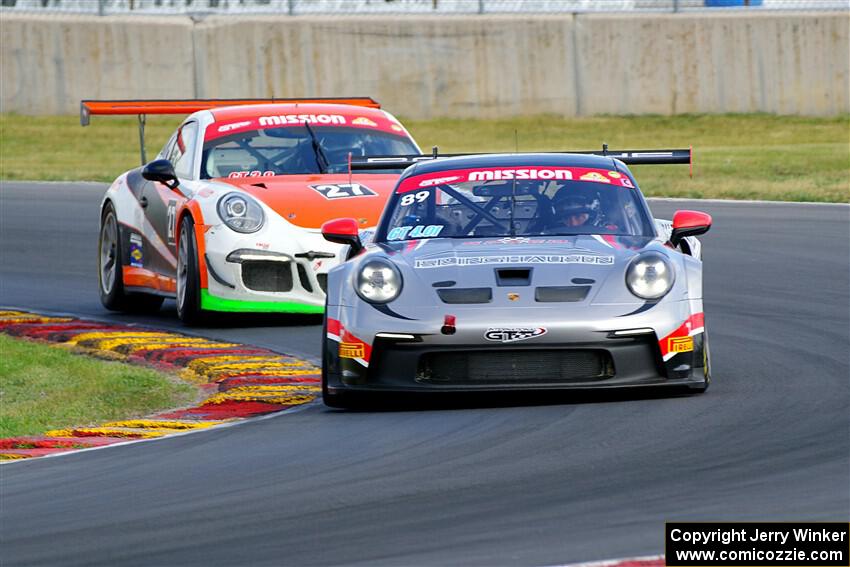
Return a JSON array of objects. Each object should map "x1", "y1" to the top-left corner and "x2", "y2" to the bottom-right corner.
[
  {"x1": 355, "y1": 259, "x2": 402, "y2": 303},
  {"x1": 217, "y1": 193, "x2": 264, "y2": 233},
  {"x1": 626, "y1": 251, "x2": 675, "y2": 300}
]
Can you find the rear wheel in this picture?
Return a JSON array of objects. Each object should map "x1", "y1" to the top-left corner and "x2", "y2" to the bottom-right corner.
[
  {"x1": 98, "y1": 203, "x2": 163, "y2": 313},
  {"x1": 176, "y1": 216, "x2": 205, "y2": 325}
]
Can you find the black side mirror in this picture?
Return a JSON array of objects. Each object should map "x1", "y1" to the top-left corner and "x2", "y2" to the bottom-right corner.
[{"x1": 142, "y1": 159, "x2": 179, "y2": 190}]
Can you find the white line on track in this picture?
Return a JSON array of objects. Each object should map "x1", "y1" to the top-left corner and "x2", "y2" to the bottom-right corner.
[
  {"x1": 647, "y1": 197, "x2": 848, "y2": 207},
  {"x1": 0, "y1": 305, "x2": 325, "y2": 466},
  {"x1": 544, "y1": 554, "x2": 665, "y2": 567},
  {"x1": 0, "y1": 399, "x2": 320, "y2": 467}
]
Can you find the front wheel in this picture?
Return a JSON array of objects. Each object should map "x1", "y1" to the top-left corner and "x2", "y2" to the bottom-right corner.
[
  {"x1": 321, "y1": 308, "x2": 361, "y2": 409},
  {"x1": 691, "y1": 330, "x2": 712, "y2": 394},
  {"x1": 176, "y1": 216, "x2": 205, "y2": 325}
]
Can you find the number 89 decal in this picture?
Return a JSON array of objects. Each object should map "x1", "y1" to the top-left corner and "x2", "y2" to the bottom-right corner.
[{"x1": 400, "y1": 191, "x2": 429, "y2": 207}]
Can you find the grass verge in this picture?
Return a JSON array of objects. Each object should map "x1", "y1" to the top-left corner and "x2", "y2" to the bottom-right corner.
[
  {"x1": 1, "y1": 113, "x2": 847, "y2": 202},
  {"x1": 0, "y1": 334, "x2": 197, "y2": 438}
]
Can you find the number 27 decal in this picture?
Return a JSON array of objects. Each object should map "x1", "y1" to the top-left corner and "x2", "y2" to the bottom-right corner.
[
  {"x1": 310, "y1": 183, "x2": 377, "y2": 200},
  {"x1": 166, "y1": 201, "x2": 177, "y2": 245}
]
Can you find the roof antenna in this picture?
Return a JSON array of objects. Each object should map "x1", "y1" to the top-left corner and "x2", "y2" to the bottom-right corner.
[
  {"x1": 515, "y1": 129, "x2": 519, "y2": 153},
  {"x1": 602, "y1": 142, "x2": 609, "y2": 155},
  {"x1": 432, "y1": 146, "x2": 439, "y2": 159}
]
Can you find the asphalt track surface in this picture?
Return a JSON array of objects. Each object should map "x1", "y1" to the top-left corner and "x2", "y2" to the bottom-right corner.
[{"x1": 1, "y1": 182, "x2": 848, "y2": 567}]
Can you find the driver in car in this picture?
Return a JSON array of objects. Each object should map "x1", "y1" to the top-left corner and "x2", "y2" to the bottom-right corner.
[
  {"x1": 552, "y1": 191, "x2": 600, "y2": 228},
  {"x1": 545, "y1": 189, "x2": 624, "y2": 234}
]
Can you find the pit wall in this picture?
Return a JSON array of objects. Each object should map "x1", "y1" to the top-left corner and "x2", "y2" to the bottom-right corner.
[{"x1": 1, "y1": 12, "x2": 847, "y2": 117}]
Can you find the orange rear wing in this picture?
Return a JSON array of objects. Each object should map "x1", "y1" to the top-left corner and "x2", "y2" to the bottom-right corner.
[
  {"x1": 79, "y1": 97, "x2": 380, "y2": 125},
  {"x1": 79, "y1": 97, "x2": 381, "y2": 165}
]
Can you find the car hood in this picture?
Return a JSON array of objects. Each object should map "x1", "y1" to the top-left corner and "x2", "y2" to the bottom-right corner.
[
  {"x1": 218, "y1": 173, "x2": 399, "y2": 230},
  {"x1": 369, "y1": 234, "x2": 664, "y2": 309}
]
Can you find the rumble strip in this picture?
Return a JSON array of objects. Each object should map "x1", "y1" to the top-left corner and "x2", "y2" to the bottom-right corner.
[{"x1": 0, "y1": 310, "x2": 320, "y2": 460}]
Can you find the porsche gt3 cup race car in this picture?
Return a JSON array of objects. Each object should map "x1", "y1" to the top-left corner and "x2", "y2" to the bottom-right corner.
[
  {"x1": 86, "y1": 98, "x2": 420, "y2": 323},
  {"x1": 319, "y1": 150, "x2": 712, "y2": 407}
]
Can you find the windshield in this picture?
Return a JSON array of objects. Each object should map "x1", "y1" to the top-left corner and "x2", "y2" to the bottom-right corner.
[
  {"x1": 201, "y1": 126, "x2": 418, "y2": 179},
  {"x1": 379, "y1": 166, "x2": 654, "y2": 241}
]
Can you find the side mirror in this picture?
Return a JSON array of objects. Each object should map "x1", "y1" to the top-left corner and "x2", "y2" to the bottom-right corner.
[
  {"x1": 322, "y1": 218, "x2": 363, "y2": 257},
  {"x1": 670, "y1": 210, "x2": 712, "y2": 248},
  {"x1": 142, "y1": 159, "x2": 179, "y2": 190}
]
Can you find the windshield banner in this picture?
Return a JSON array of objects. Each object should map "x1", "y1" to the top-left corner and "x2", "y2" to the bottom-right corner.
[
  {"x1": 397, "y1": 167, "x2": 635, "y2": 193},
  {"x1": 204, "y1": 111, "x2": 407, "y2": 142}
]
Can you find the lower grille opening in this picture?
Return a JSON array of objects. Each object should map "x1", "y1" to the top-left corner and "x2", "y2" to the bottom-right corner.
[
  {"x1": 317, "y1": 274, "x2": 328, "y2": 294},
  {"x1": 296, "y1": 263, "x2": 313, "y2": 293},
  {"x1": 241, "y1": 261, "x2": 293, "y2": 292},
  {"x1": 416, "y1": 349, "x2": 613, "y2": 384}
]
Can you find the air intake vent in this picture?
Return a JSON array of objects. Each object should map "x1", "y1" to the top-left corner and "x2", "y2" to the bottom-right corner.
[
  {"x1": 437, "y1": 288, "x2": 492, "y2": 304},
  {"x1": 495, "y1": 268, "x2": 532, "y2": 286},
  {"x1": 241, "y1": 261, "x2": 293, "y2": 292},
  {"x1": 417, "y1": 349, "x2": 613, "y2": 384},
  {"x1": 535, "y1": 285, "x2": 591, "y2": 302},
  {"x1": 296, "y1": 264, "x2": 313, "y2": 293},
  {"x1": 317, "y1": 274, "x2": 328, "y2": 294}
]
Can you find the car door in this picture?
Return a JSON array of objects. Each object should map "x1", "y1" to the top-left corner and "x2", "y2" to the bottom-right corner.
[{"x1": 139, "y1": 121, "x2": 198, "y2": 290}]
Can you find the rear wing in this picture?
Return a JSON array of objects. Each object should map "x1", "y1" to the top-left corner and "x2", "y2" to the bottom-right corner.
[
  {"x1": 351, "y1": 147, "x2": 692, "y2": 171},
  {"x1": 80, "y1": 97, "x2": 381, "y2": 165}
]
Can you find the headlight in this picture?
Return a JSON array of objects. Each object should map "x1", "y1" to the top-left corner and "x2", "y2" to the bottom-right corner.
[
  {"x1": 355, "y1": 258, "x2": 402, "y2": 303},
  {"x1": 217, "y1": 193, "x2": 264, "y2": 233},
  {"x1": 626, "y1": 251, "x2": 675, "y2": 300}
]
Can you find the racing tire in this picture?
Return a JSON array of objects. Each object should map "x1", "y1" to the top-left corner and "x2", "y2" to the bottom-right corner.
[
  {"x1": 176, "y1": 216, "x2": 206, "y2": 326},
  {"x1": 321, "y1": 306, "x2": 361, "y2": 409},
  {"x1": 691, "y1": 330, "x2": 712, "y2": 394},
  {"x1": 98, "y1": 203, "x2": 164, "y2": 313}
]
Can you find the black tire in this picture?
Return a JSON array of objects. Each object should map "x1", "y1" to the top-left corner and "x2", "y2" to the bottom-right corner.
[
  {"x1": 176, "y1": 215, "x2": 205, "y2": 325},
  {"x1": 98, "y1": 202, "x2": 164, "y2": 313},
  {"x1": 691, "y1": 330, "x2": 712, "y2": 394},
  {"x1": 321, "y1": 305, "x2": 360, "y2": 409}
]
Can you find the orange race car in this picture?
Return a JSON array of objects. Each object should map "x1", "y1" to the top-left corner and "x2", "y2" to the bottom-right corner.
[{"x1": 85, "y1": 98, "x2": 421, "y2": 323}]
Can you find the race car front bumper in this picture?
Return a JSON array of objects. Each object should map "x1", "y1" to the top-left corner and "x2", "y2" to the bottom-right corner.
[
  {"x1": 200, "y1": 225, "x2": 342, "y2": 314},
  {"x1": 325, "y1": 324, "x2": 708, "y2": 394}
]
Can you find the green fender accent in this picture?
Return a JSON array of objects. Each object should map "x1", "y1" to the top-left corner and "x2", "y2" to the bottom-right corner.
[{"x1": 200, "y1": 290, "x2": 324, "y2": 314}]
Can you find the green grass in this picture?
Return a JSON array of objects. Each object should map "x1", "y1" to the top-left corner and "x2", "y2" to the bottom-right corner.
[
  {"x1": 0, "y1": 335, "x2": 197, "y2": 438},
  {"x1": 1, "y1": 113, "x2": 847, "y2": 202}
]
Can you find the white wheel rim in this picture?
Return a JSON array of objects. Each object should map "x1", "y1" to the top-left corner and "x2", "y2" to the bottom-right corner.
[
  {"x1": 177, "y1": 226, "x2": 189, "y2": 311},
  {"x1": 99, "y1": 213, "x2": 118, "y2": 294}
]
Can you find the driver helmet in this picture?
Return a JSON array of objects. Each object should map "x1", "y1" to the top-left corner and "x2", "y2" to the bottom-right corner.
[
  {"x1": 552, "y1": 189, "x2": 601, "y2": 227},
  {"x1": 320, "y1": 132, "x2": 368, "y2": 165}
]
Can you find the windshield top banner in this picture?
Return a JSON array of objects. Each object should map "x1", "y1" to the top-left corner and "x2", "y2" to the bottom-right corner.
[
  {"x1": 397, "y1": 167, "x2": 635, "y2": 193},
  {"x1": 205, "y1": 112, "x2": 407, "y2": 141}
]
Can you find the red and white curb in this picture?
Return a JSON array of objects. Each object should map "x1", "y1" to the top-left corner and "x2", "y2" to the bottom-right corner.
[
  {"x1": 552, "y1": 554, "x2": 664, "y2": 567},
  {"x1": 0, "y1": 309, "x2": 320, "y2": 460}
]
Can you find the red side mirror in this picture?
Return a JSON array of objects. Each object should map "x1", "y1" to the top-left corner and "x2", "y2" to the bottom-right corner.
[
  {"x1": 321, "y1": 218, "x2": 363, "y2": 256},
  {"x1": 670, "y1": 210, "x2": 712, "y2": 247}
]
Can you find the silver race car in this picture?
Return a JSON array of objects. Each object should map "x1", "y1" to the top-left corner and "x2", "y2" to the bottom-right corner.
[{"x1": 319, "y1": 150, "x2": 712, "y2": 407}]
